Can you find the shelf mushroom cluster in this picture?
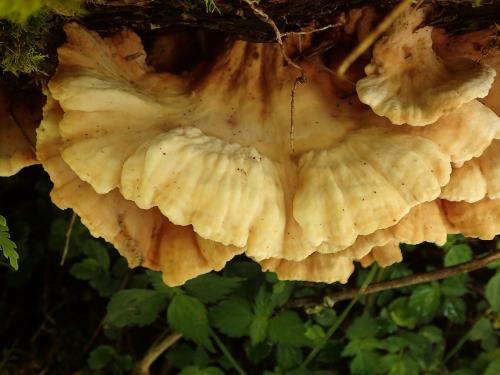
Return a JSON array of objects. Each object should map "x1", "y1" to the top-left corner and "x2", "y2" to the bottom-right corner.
[{"x1": 2, "y1": 8, "x2": 499, "y2": 285}]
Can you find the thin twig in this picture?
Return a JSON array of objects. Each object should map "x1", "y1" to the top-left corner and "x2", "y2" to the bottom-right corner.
[
  {"x1": 282, "y1": 23, "x2": 342, "y2": 36},
  {"x1": 337, "y1": 0, "x2": 414, "y2": 76},
  {"x1": 300, "y1": 265, "x2": 379, "y2": 369},
  {"x1": 60, "y1": 212, "x2": 76, "y2": 266},
  {"x1": 134, "y1": 331, "x2": 183, "y2": 375},
  {"x1": 242, "y1": 0, "x2": 303, "y2": 72},
  {"x1": 288, "y1": 251, "x2": 500, "y2": 308}
]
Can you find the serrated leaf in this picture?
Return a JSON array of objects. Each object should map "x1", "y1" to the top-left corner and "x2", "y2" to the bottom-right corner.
[
  {"x1": 106, "y1": 289, "x2": 167, "y2": 327},
  {"x1": 245, "y1": 342, "x2": 273, "y2": 365},
  {"x1": 276, "y1": 345, "x2": 303, "y2": 370},
  {"x1": 342, "y1": 338, "x2": 380, "y2": 357},
  {"x1": 443, "y1": 297, "x2": 466, "y2": 324},
  {"x1": 209, "y1": 297, "x2": 253, "y2": 338},
  {"x1": 304, "y1": 324, "x2": 325, "y2": 347},
  {"x1": 184, "y1": 273, "x2": 242, "y2": 303},
  {"x1": 270, "y1": 281, "x2": 294, "y2": 307},
  {"x1": 486, "y1": 273, "x2": 500, "y2": 312},
  {"x1": 250, "y1": 287, "x2": 274, "y2": 345},
  {"x1": 444, "y1": 244, "x2": 473, "y2": 266},
  {"x1": 408, "y1": 283, "x2": 441, "y2": 320},
  {"x1": 350, "y1": 351, "x2": 379, "y2": 375},
  {"x1": 88, "y1": 345, "x2": 116, "y2": 370},
  {"x1": 376, "y1": 336, "x2": 407, "y2": 353},
  {"x1": 167, "y1": 294, "x2": 214, "y2": 351},
  {"x1": 268, "y1": 311, "x2": 309, "y2": 348},
  {"x1": 389, "y1": 355, "x2": 419, "y2": 375},
  {"x1": 313, "y1": 308, "x2": 337, "y2": 327},
  {"x1": 0, "y1": 215, "x2": 19, "y2": 270},
  {"x1": 346, "y1": 315, "x2": 378, "y2": 340},
  {"x1": 146, "y1": 270, "x2": 177, "y2": 296}
]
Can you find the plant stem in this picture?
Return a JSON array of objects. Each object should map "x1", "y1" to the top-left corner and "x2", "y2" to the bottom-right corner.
[
  {"x1": 60, "y1": 212, "x2": 76, "y2": 266},
  {"x1": 211, "y1": 328, "x2": 247, "y2": 375},
  {"x1": 134, "y1": 331, "x2": 183, "y2": 375},
  {"x1": 300, "y1": 265, "x2": 379, "y2": 369},
  {"x1": 289, "y1": 251, "x2": 500, "y2": 308},
  {"x1": 444, "y1": 327, "x2": 472, "y2": 363}
]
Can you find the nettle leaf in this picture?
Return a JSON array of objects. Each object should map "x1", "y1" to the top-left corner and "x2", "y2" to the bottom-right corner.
[
  {"x1": 167, "y1": 294, "x2": 214, "y2": 351},
  {"x1": 88, "y1": 345, "x2": 116, "y2": 370},
  {"x1": 408, "y1": 283, "x2": 441, "y2": 321},
  {"x1": 268, "y1": 311, "x2": 310, "y2": 348},
  {"x1": 346, "y1": 315, "x2": 378, "y2": 340},
  {"x1": 0, "y1": 215, "x2": 19, "y2": 270},
  {"x1": 442, "y1": 296, "x2": 466, "y2": 324},
  {"x1": 184, "y1": 273, "x2": 242, "y2": 304},
  {"x1": 250, "y1": 287, "x2": 274, "y2": 345},
  {"x1": 276, "y1": 345, "x2": 303, "y2": 370},
  {"x1": 106, "y1": 289, "x2": 167, "y2": 327},
  {"x1": 486, "y1": 272, "x2": 500, "y2": 312},
  {"x1": 350, "y1": 351, "x2": 380, "y2": 375},
  {"x1": 209, "y1": 297, "x2": 253, "y2": 338},
  {"x1": 444, "y1": 244, "x2": 473, "y2": 267}
]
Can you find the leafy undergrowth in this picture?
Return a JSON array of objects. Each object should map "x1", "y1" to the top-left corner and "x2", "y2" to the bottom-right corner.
[{"x1": 1, "y1": 169, "x2": 500, "y2": 375}]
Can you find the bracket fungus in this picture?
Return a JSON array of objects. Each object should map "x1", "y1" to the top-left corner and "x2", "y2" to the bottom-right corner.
[
  {"x1": 0, "y1": 86, "x2": 39, "y2": 177},
  {"x1": 26, "y1": 6, "x2": 500, "y2": 286}
]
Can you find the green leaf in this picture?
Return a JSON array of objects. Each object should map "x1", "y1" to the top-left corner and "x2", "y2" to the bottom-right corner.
[
  {"x1": 350, "y1": 351, "x2": 379, "y2": 375},
  {"x1": 106, "y1": 289, "x2": 167, "y2": 327},
  {"x1": 376, "y1": 336, "x2": 407, "y2": 353},
  {"x1": 304, "y1": 324, "x2": 325, "y2": 347},
  {"x1": 167, "y1": 343, "x2": 195, "y2": 369},
  {"x1": 387, "y1": 297, "x2": 418, "y2": 329},
  {"x1": 408, "y1": 283, "x2": 441, "y2": 320},
  {"x1": 209, "y1": 297, "x2": 253, "y2": 338},
  {"x1": 70, "y1": 258, "x2": 102, "y2": 280},
  {"x1": 441, "y1": 275, "x2": 468, "y2": 297},
  {"x1": 389, "y1": 355, "x2": 419, "y2": 375},
  {"x1": 250, "y1": 287, "x2": 274, "y2": 345},
  {"x1": 268, "y1": 311, "x2": 309, "y2": 347},
  {"x1": 0, "y1": 215, "x2": 19, "y2": 270},
  {"x1": 270, "y1": 281, "x2": 294, "y2": 307},
  {"x1": 486, "y1": 273, "x2": 500, "y2": 312},
  {"x1": 114, "y1": 354, "x2": 133, "y2": 371},
  {"x1": 485, "y1": 358, "x2": 500, "y2": 375},
  {"x1": 313, "y1": 308, "x2": 337, "y2": 327},
  {"x1": 443, "y1": 296, "x2": 466, "y2": 324},
  {"x1": 184, "y1": 273, "x2": 242, "y2": 303},
  {"x1": 179, "y1": 366, "x2": 225, "y2": 375},
  {"x1": 82, "y1": 239, "x2": 109, "y2": 270},
  {"x1": 167, "y1": 294, "x2": 214, "y2": 351},
  {"x1": 146, "y1": 270, "x2": 177, "y2": 296},
  {"x1": 276, "y1": 345, "x2": 303, "y2": 370},
  {"x1": 419, "y1": 325, "x2": 444, "y2": 343},
  {"x1": 444, "y1": 244, "x2": 473, "y2": 266},
  {"x1": 88, "y1": 345, "x2": 116, "y2": 370},
  {"x1": 245, "y1": 342, "x2": 273, "y2": 365},
  {"x1": 470, "y1": 318, "x2": 498, "y2": 351},
  {"x1": 342, "y1": 338, "x2": 380, "y2": 357},
  {"x1": 346, "y1": 315, "x2": 378, "y2": 340}
]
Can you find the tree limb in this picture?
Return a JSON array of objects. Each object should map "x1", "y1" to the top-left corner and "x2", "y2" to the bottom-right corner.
[{"x1": 288, "y1": 251, "x2": 500, "y2": 308}]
